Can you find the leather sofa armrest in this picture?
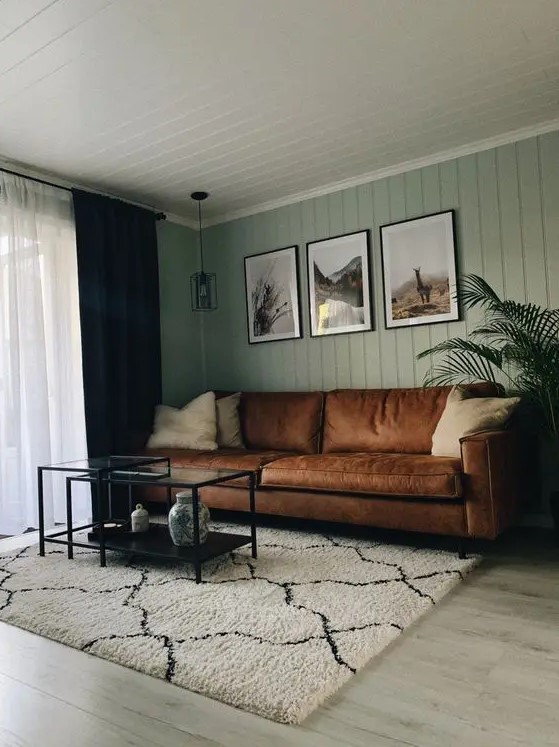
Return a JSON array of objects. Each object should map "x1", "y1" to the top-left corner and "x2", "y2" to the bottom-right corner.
[
  {"x1": 459, "y1": 429, "x2": 527, "y2": 539},
  {"x1": 459, "y1": 429, "x2": 509, "y2": 443}
]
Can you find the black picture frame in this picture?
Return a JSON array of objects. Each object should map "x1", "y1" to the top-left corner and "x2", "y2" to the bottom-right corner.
[
  {"x1": 244, "y1": 245, "x2": 303, "y2": 344},
  {"x1": 379, "y1": 210, "x2": 460, "y2": 330},
  {"x1": 306, "y1": 229, "x2": 373, "y2": 337}
]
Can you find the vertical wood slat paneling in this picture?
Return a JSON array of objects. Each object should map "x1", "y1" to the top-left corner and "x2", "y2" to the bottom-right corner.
[
  {"x1": 344, "y1": 187, "x2": 366, "y2": 389},
  {"x1": 389, "y1": 173, "x2": 414, "y2": 387},
  {"x1": 372, "y1": 179, "x2": 395, "y2": 388},
  {"x1": 156, "y1": 221, "x2": 205, "y2": 406},
  {"x1": 517, "y1": 139, "x2": 549, "y2": 307},
  {"x1": 539, "y1": 131, "x2": 559, "y2": 310},
  {"x1": 357, "y1": 182, "x2": 381, "y2": 389},
  {"x1": 328, "y1": 191, "x2": 350, "y2": 388},
  {"x1": 185, "y1": 132, "x2": 559, "y2": 396}
]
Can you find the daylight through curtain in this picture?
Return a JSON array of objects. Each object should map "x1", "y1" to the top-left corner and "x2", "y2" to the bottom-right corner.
[{"x1": 0, "y1": 173, "x2": 88, "y2": 535}]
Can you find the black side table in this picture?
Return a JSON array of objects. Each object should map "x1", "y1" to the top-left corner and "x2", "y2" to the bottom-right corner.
[{"x1": 37, "y1": 456, "x2": 170, "y2": 566}]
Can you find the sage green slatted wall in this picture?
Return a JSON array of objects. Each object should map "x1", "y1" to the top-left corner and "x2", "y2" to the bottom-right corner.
[
  {"x1": 156, "y1": 220, "x2": 205, "y2": 406},
  {"x1": 198, "y1": 131, "x2": 559, "y2": 392}
]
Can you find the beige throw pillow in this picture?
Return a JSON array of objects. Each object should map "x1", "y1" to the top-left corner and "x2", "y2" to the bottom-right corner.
[
  {"x1": 215, "y1": 392, "x2": 245, "y2": 448},
  {"x1": 432, "y1": 386, "x2": 520, "y2": 457},
  {"x1": 147, "y1": 391, "x2": 217, "y2": 450}
]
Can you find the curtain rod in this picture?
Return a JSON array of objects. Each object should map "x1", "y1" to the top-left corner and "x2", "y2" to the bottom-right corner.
[{"x1": 0, "y1": 165, "x2": 166, "y2": 220}]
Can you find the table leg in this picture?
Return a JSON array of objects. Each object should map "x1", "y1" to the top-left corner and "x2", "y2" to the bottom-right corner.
[
  {"x1": 249, "y1": 472, "x2": 257, "y2": 559},
  {"x1": 108, "y1": 481, "x2": 113, "y2": 520},
  {"x1": 97, "y1": 474, "x2": 106, "y2": 567},
  {"x1": 166, "y1": 486, "x2": 172, "y2": 512},
  {"x1": 192, "y1": 486, "x2": 202, "y2": 584},
  {"x1": 66, "y1": 477, "x2": 74, "y2": 559},
  {"x1": 38, "y1": 467, "x2": 45, "y2": 557}
]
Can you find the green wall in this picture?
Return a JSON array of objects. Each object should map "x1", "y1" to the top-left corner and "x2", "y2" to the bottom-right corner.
[
  {"x1": 202, "y1": 131, "x2": 559, "y2": 393},
  {"x1": 156, "y1": 220, "x2": 204, "y2": 406}
]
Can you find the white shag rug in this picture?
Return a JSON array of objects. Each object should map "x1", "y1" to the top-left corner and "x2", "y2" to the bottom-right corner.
[{"x1": 0, "y1": 524, "x2": 479, "y2": 723}]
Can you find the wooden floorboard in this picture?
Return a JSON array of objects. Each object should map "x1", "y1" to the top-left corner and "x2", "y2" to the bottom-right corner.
[{"x1": 0, "y1": 529, "x2": 557, "y2": 746}]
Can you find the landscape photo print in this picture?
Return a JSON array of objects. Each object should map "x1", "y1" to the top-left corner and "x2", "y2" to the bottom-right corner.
[
  {"x1": 380, "y1": 210, "x2": 459, "y2": 329},
  {"x1": 307, "y1": 230, "x2": 372, "y2": 337},
  {"x1": 244, "y1": 245, "x2": 302, "y2": 344}
]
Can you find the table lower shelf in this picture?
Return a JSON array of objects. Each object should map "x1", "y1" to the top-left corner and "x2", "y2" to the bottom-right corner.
[{"x1": 74, "y1": 524, "x2": 252, "y2": 563}]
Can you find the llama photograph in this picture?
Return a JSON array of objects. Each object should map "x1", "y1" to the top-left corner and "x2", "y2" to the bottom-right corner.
[
  {"x1": 380, "y1": 211, "x2": 459, "y2": 329},
  {"x1": 307, "y1": 230, "x2": 372, "y2": 337},
  {"x1": 244, "y1": 245, "x2": 302, "y2": 344}
]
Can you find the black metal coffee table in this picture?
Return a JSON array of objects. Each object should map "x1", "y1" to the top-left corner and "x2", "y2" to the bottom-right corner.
[{"x1": 37, "y1": 457, "x2": 257, "y2": 583}]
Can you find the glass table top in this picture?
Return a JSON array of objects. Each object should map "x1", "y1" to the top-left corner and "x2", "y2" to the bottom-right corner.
[
  {"x1": 108, "y1": 466, "x2": 253, "y2": 487},
  {"x1": 39, "y1": 455, "x2": 169, "y2": 472},
  {"x1": 40, "y1": 457, "x2": 253, "y2": 487}
]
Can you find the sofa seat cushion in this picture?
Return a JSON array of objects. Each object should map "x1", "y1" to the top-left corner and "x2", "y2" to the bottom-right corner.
[
  {"x1": 261, "y1": 452, "x2": 463, "y2": 498},
  {"x1": 144, "y1": 447, "x2": 293, "y2": 487}
]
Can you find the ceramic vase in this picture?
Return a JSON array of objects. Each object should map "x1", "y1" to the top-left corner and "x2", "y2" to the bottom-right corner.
[{"x1": 168, "y1": 491, "x2": 210, "y2": 546}]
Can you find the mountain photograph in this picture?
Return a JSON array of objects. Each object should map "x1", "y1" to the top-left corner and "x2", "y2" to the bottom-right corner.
[
  {"x1": 313, "y1": 254, "x2": 364, "y2": 309},
  {"x1": 308, "y1": 231, "x2": 371, "y2": 335}
]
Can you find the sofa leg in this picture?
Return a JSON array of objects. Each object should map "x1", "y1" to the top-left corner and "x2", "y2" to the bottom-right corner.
[{"x1": 457, "y1": 540, "x2": 467, "y2": 560}]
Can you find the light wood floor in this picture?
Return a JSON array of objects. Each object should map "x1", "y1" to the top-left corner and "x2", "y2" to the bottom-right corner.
[{"x1": 0, "y1": 529, "x2": 557, "y2": 747}]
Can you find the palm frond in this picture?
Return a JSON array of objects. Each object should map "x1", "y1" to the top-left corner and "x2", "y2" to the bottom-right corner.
[
  {"x1": 459, "y1": 274, "x2": 502, "y2": 311},
  {"x1": 420, "y1": 339, "x2": 502, "y2": 386},
  {"x1": 418, "y1": 272, "x2": 559, "y2": 442}
]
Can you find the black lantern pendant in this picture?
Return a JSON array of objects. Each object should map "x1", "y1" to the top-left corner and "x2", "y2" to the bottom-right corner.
[{"x1": 190, "y1": 191, "x2": 217, "y2": 311}]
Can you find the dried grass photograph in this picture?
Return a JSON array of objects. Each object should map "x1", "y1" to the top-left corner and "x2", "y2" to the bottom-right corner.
[{"x1": 244, "y1": 245, "x2": 302, "y2": 344}]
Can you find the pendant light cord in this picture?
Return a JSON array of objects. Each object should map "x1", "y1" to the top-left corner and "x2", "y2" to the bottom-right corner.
[{"x1": 198, "y1": 199, "x2": 204, "y2": 274}]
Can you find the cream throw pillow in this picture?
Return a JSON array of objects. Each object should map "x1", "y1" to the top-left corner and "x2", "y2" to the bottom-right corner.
[
  {"x1": 432, "y1": 386, "x2": 520, "y2": 457},
  {"x1": 215, "y1": 392, "x2": 245, "y2": 448},
  {"x1": 147, "y1": 391, "x2": 217, "y2": 450}
]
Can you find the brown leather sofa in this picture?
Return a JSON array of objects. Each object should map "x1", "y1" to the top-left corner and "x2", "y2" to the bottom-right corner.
[{"x1": 143, "y1": 385, "x2": 529, "y2": 541}]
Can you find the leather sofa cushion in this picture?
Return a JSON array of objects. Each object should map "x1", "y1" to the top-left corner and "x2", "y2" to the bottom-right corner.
[
  {"x1": 201, "y1": 486, "x2": 468, "y2": 537},
  {"x1": 261, "y1": 452, "x2": 463, "y2": 498},
  {"x1": 241, "y1": 391, "x2": 323, "y2": 454},
  {"x1": 322, "y1": 383, "x2": 500, "y2": 454},
  {"x1": 143, "y1": 447, "x2": 291, "y2": 487}
]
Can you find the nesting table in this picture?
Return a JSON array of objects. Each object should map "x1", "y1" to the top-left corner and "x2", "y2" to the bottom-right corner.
[{"x1": 37, "y1": 456, "x2": 257, "y2": 583}]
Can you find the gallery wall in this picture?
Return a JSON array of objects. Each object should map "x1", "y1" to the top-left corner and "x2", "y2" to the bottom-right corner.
[{"x1": 201, "y1": 131, "x2": 559, "y2": 394}]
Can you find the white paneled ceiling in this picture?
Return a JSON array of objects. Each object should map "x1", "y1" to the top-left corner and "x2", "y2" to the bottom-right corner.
[{"x1": 1, "y1": 0, "x2": 558, "y2": 223}]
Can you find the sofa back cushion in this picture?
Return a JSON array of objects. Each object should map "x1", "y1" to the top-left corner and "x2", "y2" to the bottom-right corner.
[
  {"x1": 241, "y1": 392, "x2": 323, "y2": 454},
  {"x1": 322, "y1": 383, "x2": 500, "y2": 454}
]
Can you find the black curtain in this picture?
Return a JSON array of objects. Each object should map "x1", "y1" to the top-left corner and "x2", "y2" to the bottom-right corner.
[{"x1": 72, "y1": 189, "x2": 161, "y2": 456}]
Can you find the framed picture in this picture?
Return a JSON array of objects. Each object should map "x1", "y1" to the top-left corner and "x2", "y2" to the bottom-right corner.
[
  {"x1": 380, "y1": 210, "x2": 460, "y2": 329},
  {"x1": 307, "y1": 230, "x2": 372, "y2": 337},
  {"x1": 244, "y1": 245, "x2": 302, "y2": 344}
]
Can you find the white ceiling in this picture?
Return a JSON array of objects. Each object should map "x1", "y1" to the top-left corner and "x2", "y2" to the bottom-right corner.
[{"x1": 1, "y1": 0, "x2": 558, "y2": 224}]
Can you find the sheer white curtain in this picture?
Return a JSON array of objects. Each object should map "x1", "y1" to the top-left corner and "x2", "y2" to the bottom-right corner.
[{"x1": 0, "y1": 172, "x2": 89, "y2": 535}]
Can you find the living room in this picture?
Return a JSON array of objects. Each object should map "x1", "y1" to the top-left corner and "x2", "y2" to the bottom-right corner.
[{"x1": 0, "y1": 1, "x2": 558, "y2": 745}]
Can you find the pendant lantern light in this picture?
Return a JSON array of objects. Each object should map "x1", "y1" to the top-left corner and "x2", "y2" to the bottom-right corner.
[{"x1": 190, "y1": 191, "x2": 217, "y2": 311}]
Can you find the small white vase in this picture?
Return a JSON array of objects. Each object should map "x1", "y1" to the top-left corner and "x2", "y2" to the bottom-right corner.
[
  {"x1": 131, "y1": 503, "x2": 149, "y2": 533},
  {"x1": 168, "y1": 491, "x2": 210, "y2": 546}
]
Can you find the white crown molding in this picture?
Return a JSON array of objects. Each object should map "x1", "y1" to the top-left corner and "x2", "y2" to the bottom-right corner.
[
  {"x1": 3, "y1": 116, "x2": 558, "y2": 231},
  {"x1": 0, "y1": 155, "x2": 202, "y2": 227},
  {"x1": 0, "y1": 155, "x2": 78, "y2": 192},
  {"x1": 164, "y1": 213, "x2": 198, "y2": 230},
  {"x1": 205, "y1": 117, "x2": 559, "y2": 227}
]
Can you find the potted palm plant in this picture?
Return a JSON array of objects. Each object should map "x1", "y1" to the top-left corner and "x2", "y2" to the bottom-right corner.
[{"x1": 417, "y1": 274, "x2": 559, "y2": 532}]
